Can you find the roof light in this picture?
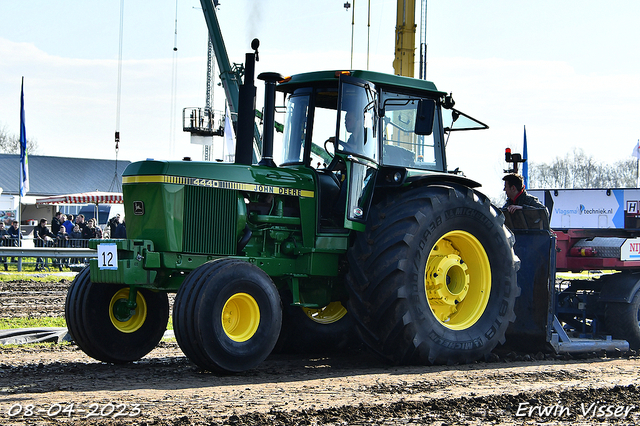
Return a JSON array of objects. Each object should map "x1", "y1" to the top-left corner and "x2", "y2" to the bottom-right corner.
[{"x1": 334, "y1": 71, "x2": 351, "y2": 78}]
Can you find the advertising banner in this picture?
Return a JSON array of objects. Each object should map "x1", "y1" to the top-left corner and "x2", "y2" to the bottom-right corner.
[{"x1": 529, "y1": 189, "x2": 640, "y2": 230}]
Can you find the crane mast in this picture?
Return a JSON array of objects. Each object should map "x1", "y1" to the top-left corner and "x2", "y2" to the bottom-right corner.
[
  {"x1": 393, "y1": 0, "x2": 427, "y2": 79},
  {"x1": 183, "y1": 0, "x2": 261, "y2": 162},
  {"x1": 393, "y1": 0, "x2": 416, "y2": 77}
]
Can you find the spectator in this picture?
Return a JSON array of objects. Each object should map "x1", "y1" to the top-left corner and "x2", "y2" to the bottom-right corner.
[
  {"x1": 113, "y1": 218, "x2": 126, "y2": 238},
  {"x1": 91, "y1": 219, "x2": 103, "y2": 239},
  {"x1": 7, "y1": 220, "x2": 22, "y2": 265},
  {"x1": 108, "y1": 214, "x2": 121, "y2": 239},
  {"x1": 7, "y1": 220, "x2": 21, "y2": 241},
  {"x1": 84, "y1": 218, "x2": 97, "y2": 239},
  {"x1": 51, "y1": 212, "x2": 63, "y2": 235},
  {"x1": 34, "y1": 218, "x2": 55, "y2": 244},
  {"x1": 56, "y1": 225, "x2": 69, "y2": 270},
  {"x1": 34, "y1": 218, "x2": 55, "y2": 271},
  {"x1": 0, "y1": 222, "x2": 9, "y2": 271},
  {"x1": 77, "y1": 214, "x2": 92, "y2": 240},
  {"x1": 70, "y1": 224, "x2": 83, "y2": 240},
  {"x1": 56, "y1": 225, "x2": 69, "y2": 244},
  {"x1": 68, "y1": 224, "x2": 83, "y2": 264},
  {"x1": 63, "y1": 214, "x2": 74, "y2": 234}
]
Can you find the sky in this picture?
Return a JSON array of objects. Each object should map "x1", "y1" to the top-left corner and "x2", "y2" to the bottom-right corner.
[{"x1": 1, "y1": 0, "x2": 639, "y2": 201}]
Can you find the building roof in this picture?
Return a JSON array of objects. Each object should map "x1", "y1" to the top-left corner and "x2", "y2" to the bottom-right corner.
[{"x1": 0, "y1": 154, "x2": 131, "y2": 196}]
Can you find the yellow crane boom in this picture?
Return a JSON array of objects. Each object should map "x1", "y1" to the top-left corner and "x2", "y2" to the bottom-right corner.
[{"x1": 393, "y1": 0, "x2": 416, "y2": 77}]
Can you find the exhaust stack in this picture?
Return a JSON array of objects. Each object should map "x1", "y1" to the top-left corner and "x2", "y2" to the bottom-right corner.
[
  {"x1": 258, "y1": 72, "x2": 283, "y2": 167},
  {"x1": 234, "y1": 39, "x2": 259, "y2": 165}
]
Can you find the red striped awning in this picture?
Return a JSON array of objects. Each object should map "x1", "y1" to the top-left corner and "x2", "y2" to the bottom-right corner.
[{"x1": 35, "y1": 192, "x2": 123, "y2": 205}]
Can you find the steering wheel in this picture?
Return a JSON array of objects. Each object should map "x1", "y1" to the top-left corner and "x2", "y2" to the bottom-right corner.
[{"x1": 324, "y1": 138, "x2": 335, "y2": 160}]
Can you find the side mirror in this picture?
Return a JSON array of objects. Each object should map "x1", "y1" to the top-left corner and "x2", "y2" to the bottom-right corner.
[{"x1": 415, "y1": 99, "x2": 435, "y2": 135}]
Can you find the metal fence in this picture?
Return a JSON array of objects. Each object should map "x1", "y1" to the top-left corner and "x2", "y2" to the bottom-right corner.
[{"x1": 0, "y1": 238, "x2": 96, "y2": 272}]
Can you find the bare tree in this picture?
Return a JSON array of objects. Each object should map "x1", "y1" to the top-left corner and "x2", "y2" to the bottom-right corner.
[
  {"x1": 0, "y1": 123, "x2": 39, "y2": 154},
  {"x1": 529, "y1": 148, "x2": 637, "y2": 189}
]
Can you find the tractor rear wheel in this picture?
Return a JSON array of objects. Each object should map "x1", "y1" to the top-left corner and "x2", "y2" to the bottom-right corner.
[
  {"x1": 274, "y1": 290, "x2": 357, "y2": 354},
  {"x1": 346, "y1": 185, "x2": 519, "y2": 365},
  {"x1": 173, "y1": 259, "x2": 282, "y2": 373},
  {"x1": 65, "y1": 267, "x2": 169, "y2": 363}
]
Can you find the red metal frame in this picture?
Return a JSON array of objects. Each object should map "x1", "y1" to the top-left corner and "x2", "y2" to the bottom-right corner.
[{"x1": 555, "y1": 229, "x2": 640, "y2": 271}]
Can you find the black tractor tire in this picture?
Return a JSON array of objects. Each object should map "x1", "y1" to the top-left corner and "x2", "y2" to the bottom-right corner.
[
  {"x1": 173, "y1": 258, "x2": 282, "y2": 373},
  {"x1": 274, "y1": 290, "x2": 359, "y2": 354},
  {"x1": 65, "y1": 267, "x2": 169, "y2": 363},
  {"x1": 346, "y1": 184, "x2": 520, "y2": 365},
  {"x1": 604, "y1": 289, "x2": 640, "y2": 350}
]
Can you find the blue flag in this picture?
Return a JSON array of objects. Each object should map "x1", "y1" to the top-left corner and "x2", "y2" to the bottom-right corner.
[
  {"x1": 20, "y1": 77, "x2": 29, "y2": 197},
  {"x1": 522, "y1": 125, "x2": 528, "y2": 189}
]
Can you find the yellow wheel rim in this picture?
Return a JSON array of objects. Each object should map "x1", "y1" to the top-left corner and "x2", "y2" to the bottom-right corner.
[
  {"x1": 109, "y1": 288, "x2": 147, "y2": 333},
  {"x1": 221, "y1": 293, "x2": 260, "y2": 342},
  {"x1": 425, "y1": 231, "x2": 491, "y2": 330},
  {"x1": 302, "y1": 302, "x2": 347, "y2": 324}
]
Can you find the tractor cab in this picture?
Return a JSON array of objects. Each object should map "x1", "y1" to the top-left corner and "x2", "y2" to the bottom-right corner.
[{"x1": 275, "y1": 71, "x2": 485, "y2": 230}]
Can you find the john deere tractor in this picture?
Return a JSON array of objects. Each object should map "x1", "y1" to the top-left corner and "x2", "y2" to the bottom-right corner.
[{"x1": 65, "y1": 43, "x2": 519, "y2": 373}]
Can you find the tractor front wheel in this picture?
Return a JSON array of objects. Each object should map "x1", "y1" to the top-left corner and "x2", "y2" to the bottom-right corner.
[
  {"x1": 346, "y1": 185, "x2": 519, "y2": 365},
  {"x1": 173, "y1": 259, "x2": 282, "y2": 373},
  {"x1": 64, "y1": 267, "x2": 169, "y2": 363}
]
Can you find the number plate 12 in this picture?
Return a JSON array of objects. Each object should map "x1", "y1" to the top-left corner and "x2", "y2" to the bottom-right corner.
[{"x1": 97, "y1": 243, "x2": 118, "y2": 270}]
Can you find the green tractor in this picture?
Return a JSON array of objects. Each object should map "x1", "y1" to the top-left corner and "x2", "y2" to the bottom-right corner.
[{"x1": 65, "y1": 44, "x2": 519, "y2": 373}]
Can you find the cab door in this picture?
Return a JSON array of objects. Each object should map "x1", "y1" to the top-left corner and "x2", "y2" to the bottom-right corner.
[{"x1": 335, "y1": 75, "x2": 378, "y2": 231}]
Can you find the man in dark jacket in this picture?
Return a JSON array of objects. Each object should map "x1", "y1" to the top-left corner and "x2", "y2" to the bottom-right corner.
[
  {"x1": 51, "y1": 211, "x2": 63, "y2": 235},
  {"x1": 6, "y1": 220, "x2": 21, "y2": 266},
  {"x1": 502, "y1": 174, "x2": 547, "y2": 215},
  {"x1": 34, "y1": 218, "x2": 55, "y2": 271},
  {"x1": 0, "y1": 222, "x2": 8, "y2": 270},
  {"x1": 7, "y1": 220, "x2": 21, "y2": 240}
]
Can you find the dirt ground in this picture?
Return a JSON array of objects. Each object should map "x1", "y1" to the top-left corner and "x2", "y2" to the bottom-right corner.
[{"x1": 2, "y1": 279, "x2": 640, "y2": 425}]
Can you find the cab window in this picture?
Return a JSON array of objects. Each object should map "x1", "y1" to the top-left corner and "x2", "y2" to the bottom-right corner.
[
  {"x1": 336, "y1": 81, "x2": 378, "y2": 162},
  {"x1": 380, "y1": 91, "x2": 444, "y2": 172},
  {"x1": 280, "y1": 88, "x2": 310, "y2": 165}
]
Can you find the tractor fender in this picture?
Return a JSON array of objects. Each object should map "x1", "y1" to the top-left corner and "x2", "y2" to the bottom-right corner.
[
  {"x1": 373, "y1": 172, "x2": 483, "y2": 205},
  {"x1": 404, "y1": 173, "x2": 482, "y2": 189},
  {"x1": 597, "y1": 271, "x2": 640, "y2": 303}
]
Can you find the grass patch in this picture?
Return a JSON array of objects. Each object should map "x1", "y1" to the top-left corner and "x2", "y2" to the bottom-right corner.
[
  {"x1": 0, "y1": 317, "x2": 67, "y2": 329},
  {"x1": 0, "y1": 273, "x2": 72, "y2": 283},
  {"x1": 0, "y1": 257, "x2": 82, "y2": 278},
  {"x1": 0, "y1": 341, "x2": 74, "y2": 349}
]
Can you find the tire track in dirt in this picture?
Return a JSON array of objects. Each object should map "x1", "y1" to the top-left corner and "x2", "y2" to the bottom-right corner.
[{"x1": 1, "y1": 342, "x2": 640, "y2": 425}]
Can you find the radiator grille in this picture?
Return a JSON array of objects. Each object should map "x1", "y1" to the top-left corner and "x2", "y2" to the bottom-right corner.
[{"x1": 183, "y1": 186, "x2": 238, "y2": 255}]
